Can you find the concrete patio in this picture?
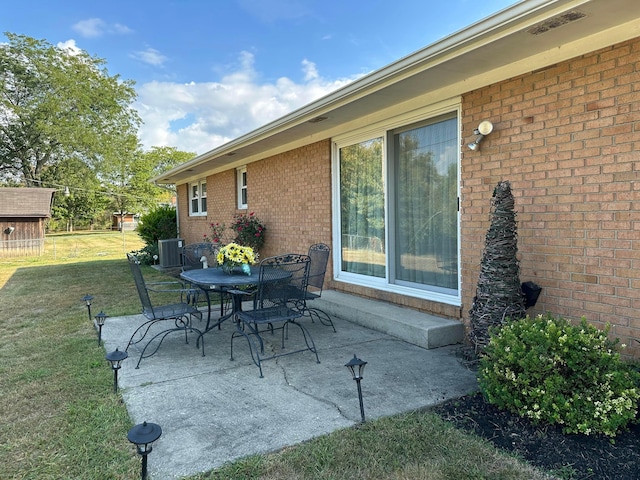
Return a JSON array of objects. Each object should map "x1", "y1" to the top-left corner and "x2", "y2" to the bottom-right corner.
[{"x1": 102, "y1": 296, "x2": 478, "y2": 479}]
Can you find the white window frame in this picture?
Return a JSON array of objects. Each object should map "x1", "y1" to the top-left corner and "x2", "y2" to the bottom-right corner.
[
  {"x1": 237, "y1": 166, "x2": 247, "y2": 209},
  {"x1": 331, "y1": 98, "x2": 462, "y2": 306},
  {"x1": 189, "y1": 180, "x2": 207, "y2": 216}
]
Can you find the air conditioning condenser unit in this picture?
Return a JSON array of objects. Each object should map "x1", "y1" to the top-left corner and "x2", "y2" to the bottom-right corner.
[{"x1": 158, "y1": 238, "x2": 183, "y2": 268}]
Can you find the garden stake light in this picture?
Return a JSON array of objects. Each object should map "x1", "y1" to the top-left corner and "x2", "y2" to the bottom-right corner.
[
  {"x1": 105, "y1": 348, "x2": 128, "y2": 393},
  {"x1": 345, "y1": 354, "x2": 367, "y2": 423},
  {"x1": 128, "y1": 421, "x2": 162, "y2": 480},
  {"x1": 94, "y1": 311, "x2": 108, "y2": 345},
  {"x1": 82, "y1": 294, "x2": 94, "y2": 322}
]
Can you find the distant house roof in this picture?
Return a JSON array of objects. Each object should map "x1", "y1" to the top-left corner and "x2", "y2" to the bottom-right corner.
[{"x1": 0, "y1": 188, "x2": 57, "y2": 218}]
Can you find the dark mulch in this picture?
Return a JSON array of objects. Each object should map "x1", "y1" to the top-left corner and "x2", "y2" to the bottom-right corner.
[{"x1": 431, "y1": 391, "x2": 640, "y2": 480}]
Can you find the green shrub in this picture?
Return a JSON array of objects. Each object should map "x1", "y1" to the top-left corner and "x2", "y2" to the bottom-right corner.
[
  {"x1": 136, "y1": 205, "x2": 177, "y2": 245},
  {"x1": 129, "y1": 243, "x2": 158, "y2": 265},
  {"x1": 479, "y1": 314, "x2": 640, "y2": 436}
]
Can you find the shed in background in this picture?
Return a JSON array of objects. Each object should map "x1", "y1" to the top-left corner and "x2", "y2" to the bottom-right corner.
[{"x1": 0, "y1": 187, "x2": 56, "y2": 257}]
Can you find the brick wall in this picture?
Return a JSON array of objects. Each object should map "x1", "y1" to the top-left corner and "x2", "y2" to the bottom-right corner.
[
  {"x1": 179, "y1": 140, "x2": 335, "y2": 279},
  {"x1": 461, "y1": 38, "x2": 640, "y2": 355},
  {"x1": 179, "y1": 139, "x2": 461, "y2": 317},
  {"x1": 248, "y1": 140, "x2": 333, "y2": 260}
]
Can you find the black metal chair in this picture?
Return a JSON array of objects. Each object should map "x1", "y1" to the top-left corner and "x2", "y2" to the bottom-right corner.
[
  {"x1": 182, "y1": 242, "x2": 218, "y2": 270},
  {"x1": 231, "y1": 254, "x2": 320, "y2": 377},
  {"x1": 289, "y1": 243, "x2": 336, "y2": 332},
  {"x1": 126, "y1": 253, "x2": 204, "y2": 368},
  {"x1": 182, "y1": 242, "x2": 230, "y2": 327}
]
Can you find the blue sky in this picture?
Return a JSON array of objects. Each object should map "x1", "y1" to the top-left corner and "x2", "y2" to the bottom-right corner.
[{"x1": 4, "y1": 0, "x2": 517, "y2": 155}]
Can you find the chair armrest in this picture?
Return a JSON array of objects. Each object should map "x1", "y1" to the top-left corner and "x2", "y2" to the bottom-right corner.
[
  {"x1": 146, "y1": 280, "x2": 192, "y2": 293},
  {"x1": 227, "y1": 289, "x2": 254, "y2": 297}
]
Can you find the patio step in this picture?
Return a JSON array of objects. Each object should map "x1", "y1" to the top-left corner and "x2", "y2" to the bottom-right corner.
[{"x1": 314, "y1": 290, "x2": 464, "y2": 350}]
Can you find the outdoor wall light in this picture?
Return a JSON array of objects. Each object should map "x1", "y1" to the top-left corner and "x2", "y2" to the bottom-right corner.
[
  {"x1": 82, "y1": 294, "x2": 94, "y2": 322},
  {"x1": 94, "y1": 311, "x2": 108, "y2": 345},
  {"x1": 105, "y1": 347, "x2": 128, "y2": 393},
  {"x1": 4, "y1": 226, "x2": 15, "y2": 235},
  {"x1": 128, "y1": 421, "x2": 162, "y2": 480},
  {"x1": 345, "y1": 354, "x2": 367, "y2": 423},
  {"x1": 467, "y1": 120, "x2": 494, "y2": 151}
]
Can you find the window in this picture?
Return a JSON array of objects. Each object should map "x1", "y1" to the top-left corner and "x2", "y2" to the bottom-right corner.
[
  {"x1": 339, "y1": 138, "x2": 386, "y2": 278},
  {"x1": 333, "y1": 109, "x2": 460, "y2": 303},
  {"x1": 189, "y1": 180, "x2": 207, "y2": 216},
  {"x1": 392, "y1": 115, "x2": 458, "y2": 293},
  {"x1": 237, "y1": 166, "x2": 247, "y2": 209}
]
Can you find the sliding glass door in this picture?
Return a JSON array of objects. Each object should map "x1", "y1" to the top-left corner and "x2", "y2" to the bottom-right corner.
[
  {"x1": 392, "y1": 115, "x2": 458, "y2": 293},
  {"x1": 335, "y1": 111, "x2": 459, "y2": 299},
  {"x1": 339, "y1": 138, "x2": 385, "y2": 278}
]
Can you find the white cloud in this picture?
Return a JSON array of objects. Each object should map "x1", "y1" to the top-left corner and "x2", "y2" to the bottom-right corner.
[
  {"x1": 135, "y1": 52, "x2": 361, "y2": 155},
  {"x1": 131, "y1": 48, "x2": 168, "y2": 67},
  {"x1": 73, "y1": 18, "x2": 106, "y2": 38},
  {"x1": 56, "y1": 39, "x2": 82, "y2": 56},
  {"x1": 112, "y1": 23, "x2": 134, "y2": 35},
  {"x1": 72, "y1": 18, "x2": 133, "y2": 38},
  {"x1": 301, "y1": 59, "x2": 318, "y2": 81}
]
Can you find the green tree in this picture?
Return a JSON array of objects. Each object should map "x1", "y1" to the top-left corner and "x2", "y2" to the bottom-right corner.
[
  {"x1": 0, "y1": 33, "x2": 140, "y2": 186},
  {"x1": 41, "y1": 157, "x2": 109, "y2": 231},
  {"x1": 137, "y1": 205, "x2": 177, "y2": 245},
  {"x1": 142, "y1": 146, "x2": 195, "y2": 203},
  {"x1": 98, "y1": 135, "x2": 151, "y2": 225},
  {"x1": 99, "y1": 144, "x2": 195, "y2": 221}
]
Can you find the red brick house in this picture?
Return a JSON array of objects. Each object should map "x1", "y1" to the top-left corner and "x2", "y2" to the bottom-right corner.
[{"x1": 153, "y1": 0, "x2": 640, "y2": 355}]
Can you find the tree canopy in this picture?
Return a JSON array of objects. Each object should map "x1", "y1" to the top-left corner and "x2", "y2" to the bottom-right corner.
[
  {"x1": 0, "y1": 33, "x2": 140, "y2": 186},
  {"x1": 41, "y1": 156, "x2": 109, "y2": 231},
  {"x1": 100, "y1": 145, "x2": 194, "y2": 216},
  {"x1": 0, "y1": 33, "x2": 197, "y2": 230}
]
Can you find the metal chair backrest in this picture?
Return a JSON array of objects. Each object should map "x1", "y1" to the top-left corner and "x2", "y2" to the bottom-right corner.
[
  {"x1": 127, "y1": 253, "x2": 155, "y2": 319},
  {"x1": 307, "y1": 243, "x2": 330, "y2": 294},
  {"x1": 182, "y1": 242, "x2": 218, "y2": 271},
  {"x1": 252, "y1": 254, "x2": 310, "y2": 311}
]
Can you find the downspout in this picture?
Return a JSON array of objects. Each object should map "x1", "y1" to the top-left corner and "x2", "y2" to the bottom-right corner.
[{"x1": 175, "y1": 187, "x2": 180, "y2": 238}]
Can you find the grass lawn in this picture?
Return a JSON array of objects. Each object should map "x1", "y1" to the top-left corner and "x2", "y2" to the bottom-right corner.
[{"x1": 0, "y1": 231, "x2": 553, "y2": 480}]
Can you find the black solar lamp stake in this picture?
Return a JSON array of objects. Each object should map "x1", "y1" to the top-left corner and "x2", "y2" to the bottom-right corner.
[
  {"x1": 345, "y1": 354, "x2": 367, "y2": 423},
  {"x1": 105, "y1": 348, "x2": 128, "y2": 393},
  {"x1": 128, "y1": 421, "x2": 162, "y2": 480},
  {"x1": 82, "y1": 294, "x2": 94, "y2": 322},
  {"x1": 94, "y1": 311, "x2": 108, "y2": 345}
]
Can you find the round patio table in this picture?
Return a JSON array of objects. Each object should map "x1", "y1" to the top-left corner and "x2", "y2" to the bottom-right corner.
[{"x1": 180, "y1": 266, "x2": 290, "y2": 333}]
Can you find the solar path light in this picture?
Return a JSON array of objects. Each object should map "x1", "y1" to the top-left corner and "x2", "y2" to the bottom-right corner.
[
  {"x1": 82, "y1": 294, "x2": 94, "y2": 322},
  {"x1": 105, "y1": 348, "x2": 128, "y2": 393},
  {"x1": 94, "y1": 311, "x2": 108, "y2": 345},
  {"x1": 127, "y1": 421, "x2": 162, "y2": 480},
  {"x1": 345, "y1": 354, "x2": 367, "y2": 423}
]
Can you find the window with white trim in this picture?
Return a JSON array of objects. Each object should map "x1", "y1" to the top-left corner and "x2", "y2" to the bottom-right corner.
[
  {"x1": 237, "y1": 166, "x2": 247, "y2": 209},
  {"x1": 189, "y1": 180, "x2": 207, "y2": 216}
]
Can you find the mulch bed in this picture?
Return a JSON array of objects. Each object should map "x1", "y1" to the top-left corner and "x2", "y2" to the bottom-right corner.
[{"x1": 431, "y1": 392, "x2": 640, "y2": 479}]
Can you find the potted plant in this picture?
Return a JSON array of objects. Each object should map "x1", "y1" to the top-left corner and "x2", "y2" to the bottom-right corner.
[{"x1": 216, "y1": 242, "x2": 256, "y2": 275}]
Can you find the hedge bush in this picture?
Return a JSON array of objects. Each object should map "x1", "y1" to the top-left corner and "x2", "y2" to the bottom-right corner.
[
  {"x1": 133, "y1": 205, "x2": 177, "y2": 265},
  {"x1": 478, "y1": 314, "x2": 640, "y2": 436},
  {"x1": 136, "y1": 205, "x2": 177, "y2": 245}
]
